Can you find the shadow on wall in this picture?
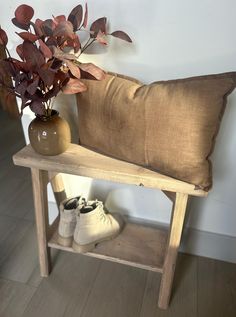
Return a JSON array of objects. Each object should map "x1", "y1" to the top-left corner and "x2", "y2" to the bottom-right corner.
[
  {"x1": 187, "y1": 90, "x2": 236, "y2": 235},
  {"x1": 87, "y1": 51, "x2": 236, "y2": 83},
  {"x1": 53, "y1": 93, "x2": 79, "y2": 144}
]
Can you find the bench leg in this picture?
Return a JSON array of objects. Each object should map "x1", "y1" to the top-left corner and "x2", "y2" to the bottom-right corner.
[
  {"x1": 31, "y1": 168, "x2": 51, "y2": 277},
  {"x1": 48, "y1": 172, "x2": 67, "y2": 239},
  {"x1": 49, "y1": 172, "x2": 67, "y2": 208},
  {"x1": 158, "y1": 192, "x2": 189, "y2": 309}
]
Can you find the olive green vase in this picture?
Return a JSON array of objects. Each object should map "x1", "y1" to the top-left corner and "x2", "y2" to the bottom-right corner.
[{"x1": 28, "y1": 110, "x2": 71, "y2": 156}]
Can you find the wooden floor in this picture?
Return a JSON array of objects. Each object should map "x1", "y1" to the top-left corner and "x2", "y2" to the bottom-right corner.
[{"x1": 0, "y1": 107, "x2": 236, "y2": 317}]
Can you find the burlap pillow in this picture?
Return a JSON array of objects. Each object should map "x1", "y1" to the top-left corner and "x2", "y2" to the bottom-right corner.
[{"x1": 76, "y1": 72, "x2": 236, "y2": 191}]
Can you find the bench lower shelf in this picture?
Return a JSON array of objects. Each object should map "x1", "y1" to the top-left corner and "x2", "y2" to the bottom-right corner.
[{"x1": 48, "y1": 222, "x2": 168, "y2": 273}]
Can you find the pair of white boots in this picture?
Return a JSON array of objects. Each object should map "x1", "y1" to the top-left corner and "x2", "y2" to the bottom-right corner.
[{"x1": 58, "y1": 196, "x2": 123, "y2": 253}]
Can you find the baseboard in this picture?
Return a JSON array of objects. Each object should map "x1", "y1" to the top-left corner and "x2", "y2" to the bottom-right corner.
[
  {"x1": 180, "y1": 227, "x2": 236, "y2": 264},
  {"x1": 48, "y1": 202, "x2": 236, "y2": 264}
]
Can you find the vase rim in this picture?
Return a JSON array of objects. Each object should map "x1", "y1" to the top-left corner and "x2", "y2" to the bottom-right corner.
[{"x1": 36, "y1": 109, "x2": 59, "y2": 121}]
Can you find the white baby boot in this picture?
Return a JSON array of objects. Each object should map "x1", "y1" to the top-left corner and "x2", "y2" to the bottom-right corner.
[
  {"x1": 58, "y1": 196, "x2": 85, "y2": 247},
  {"x1": 72, "y1": 200, "x2": 123, "y2": 253}
]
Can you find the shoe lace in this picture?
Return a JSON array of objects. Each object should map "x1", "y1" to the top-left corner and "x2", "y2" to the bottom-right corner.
[{"x1": 98, "y1": 208, "x2": 110, "y2": 224}]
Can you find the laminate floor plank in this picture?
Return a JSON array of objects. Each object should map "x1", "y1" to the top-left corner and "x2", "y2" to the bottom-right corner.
[
  {"x1": 197, "y1": 256, "x2": 236, "y2": 317},
  {"x1": 0, "y1": 177, "x2": 34, "y2": 220},
  {"x1": 0, "y1": 278, "x2": 36, "y2": 317},
  {"x1": 0, "y1": 225, "x2": 40, "y2": 285},
  {"x1": 140, "y1": 254, "x2": 197, "y2": 317},
  {"x1": 80, "y1": 260, "x2": 147, "y2": 317},
  {"x1": 22, "y1": 252, "x2": 101, "y2": 317},
  {"x1": 0, "y1": 215, "x2": 32, "y2": 266},
  {"x1": 2, "y1": 162, "x2": 31, "y2": 182}
]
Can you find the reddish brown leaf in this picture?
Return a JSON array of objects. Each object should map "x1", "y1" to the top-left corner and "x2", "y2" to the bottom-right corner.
[
  {"x1": 53, "y1": 15, "x2": 66, "y2": 25},
  {"x1": 66, "y1": 60, "x2": 81, "y2": 79},
  {"x1": 27, "y1": 77, "x2": 39, "y2": 95},
  {"x1": 38, "y1": 39, "x2": 53, "y2": 59},
  {"x1": 83, "y1": 3, "x2": 88, "y2": 28},
  {"x1": 44, "y1": 85, "x2": 60, "y2": 100},
  {"x1": 0, "y1": 60, "x2": 17, "y2": 77},
  {"x1": 110, "y1": 31, "x2": 132, "y2": 43},
  {"x1": 68, "y1": 5, "x2": 83, "y2": 31},
  {"x1": 13, "y1": 60, "x2": 31, "y2": 72},
  {"x1": 45, "y1": 37, "x2": 57, "y2": 46},
  {"x1": 53, "y1": 21, "x2": 74, "y2": 39},
  {"x1": 50, "y1": 59, "x2": 63, "y2": 70},
  {"x1": 16, "y1": 44, "x2": 24, "y2": 60},
  {"x1": 22, "y1": 41, "x2": 45, "y2": 68},
  {"x1": 37, "y1": 68, "x2": 55, "y2": 86},
  {"x1": 15, "y1": 4, "x2": 34, "y2": 25},
  {"x1": 90, "y1": 17, "x2": 107, "y2": 38},
  {"x1": 79, "y1": 63, "x2": 106, "y2": 80},
  {"x1": 32, "y1": 19, "x2": 44, "y2": 36},
  {"x1": 0, "y1": 73, "x2": 4, "y2": 84},
  {"x1": 67, "y1": 34, "x2": 81, "y2": 53},
  {"x1": 15, "y1": 80, "x2": 28, "y2": 95},
  {"x1": 30, "y1": 100, "x2": 45, "y2": 115},
  {"x1": 11, "y1": 18, "x2": 29, "y2": 30},
  {"x1": 80, "y1": 69, "x2": 96, "y2": 80},
  {"x1": 17, "y1": 32, "x2": 38, "y2": 42},
  {"x1": 62, "y1": 78, "x2": 87, "y2": 94},
  {"x1": 54, "y1": 70, "x2": 69, "y2": 83},
  {"x1": 5, "y1": 93, "x2": 18, "y2": 114},
  {"x1": 41, "y1": 19, "x2": 55, "y2": 37},
  {"x1": 52, "y1": 47, "x2": 75, "y2": 61},
  {"x1": 20, "y1": 97, "x2": 30, "y2": 116},
  {"x1": 0, "y1": 28, "x2": 8, "y2": 46},
  {"x1": 25, "y1": 89, "x2": 44, "y2": 101},
  {"x1": 96, "y1": 30, "x2": 107, "y2": 45},
  {"x1": 14, "y1": 72, "x2": 27, "y2": 86}
]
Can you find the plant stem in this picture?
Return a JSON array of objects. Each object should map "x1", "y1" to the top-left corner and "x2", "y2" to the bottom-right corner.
[
  {"x1": 5, "y1": 46, "x2": 19, "y2": 75},
  {"x1": 50, "y1": 97, "x2": 55, "y2": 109},
  {"x1": 81, "y1": 38, "x2": 90, "y2": 52},
  {"x1": 80, "y1": 38, "x2": 96, "y2": 54},
  {"x1": 5, "y1": 47, "x2": 12, "y2": 59}
]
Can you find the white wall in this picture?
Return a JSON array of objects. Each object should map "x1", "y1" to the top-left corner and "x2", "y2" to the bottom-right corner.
[{"x1": 2, "y1": 0, "x2": 236, "y2": 259}]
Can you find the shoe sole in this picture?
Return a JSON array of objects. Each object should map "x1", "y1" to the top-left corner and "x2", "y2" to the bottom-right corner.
[
  {"x1": 72, "y1": 230, "x2": 121, "y2": 253},
  {"x1": 58, "y1": 235, "x2": 73, "y2": 247}
]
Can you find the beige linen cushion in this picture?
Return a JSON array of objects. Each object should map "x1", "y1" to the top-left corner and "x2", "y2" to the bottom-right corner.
[{"x1": 76, "y1": 72, "x2": 236, "y2": 191}]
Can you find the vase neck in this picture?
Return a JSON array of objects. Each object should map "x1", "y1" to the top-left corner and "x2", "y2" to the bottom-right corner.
[{"x1": 36, "y1": 110, "x2": 59, "y2": 121}]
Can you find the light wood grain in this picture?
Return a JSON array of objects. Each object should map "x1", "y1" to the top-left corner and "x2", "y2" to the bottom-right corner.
[
  {"x1": 0, "y1": 177, "x2": 33, "y2": 219},
  {"x1": 197, "y1": 256, "x2": 236, "y2": 317},
  {"x1": 0, "y1": 225, "x2": 41, "y2": 286},
  {"x1": 49, "y1": 172, "x2": 67, "y2": 207},
  {"x1": 48, "y1": 173, "x2": 67, "y2": 240},
  {"x1": 158, "y1": 193, "x2": 189, "y2": 309},
  {"x1": 140, "y1": 254, "x2": 197, "y2": 317},
  {"x1": 49, "y1": 222, "x2": 168, "y2": 272},
  {"x1": 12, "y1": 143, "x2": 206, "y2": 310},
  {"x1": 0, "y1": 278, "x2": 36, "y2": 317},
  {"x1": 81, "y1": 260, "x2": 147, "y2": 317},
  {"x1": 22, "y1": 252, "x2": 101, "y2": 317},
  {"x1": 13, "y1": 144, "x2": 207, "y2": 197},
  {"x1": 31, "y1": 168, "x2": 51, "y2": 277},
  {"x1": 0, "y1": 216, "x2": 32, "y2": 267}
]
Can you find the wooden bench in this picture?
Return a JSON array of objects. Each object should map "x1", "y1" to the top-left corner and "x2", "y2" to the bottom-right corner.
[{"x1": 13, "y1": 143, "x2": 207, "y2": 309}]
